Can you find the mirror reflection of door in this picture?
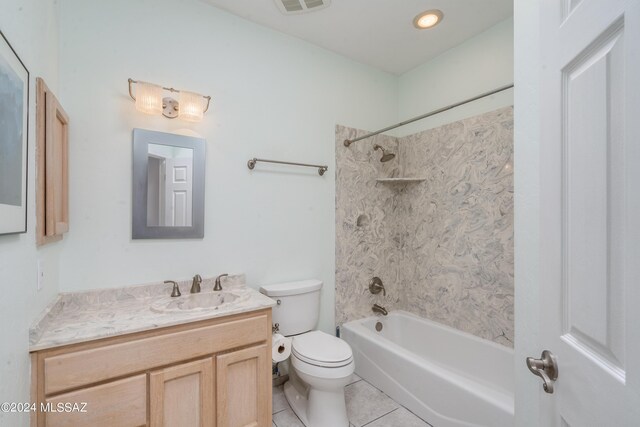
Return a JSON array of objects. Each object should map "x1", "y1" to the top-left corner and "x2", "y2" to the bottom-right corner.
[{"x1": 146, "y1": 143, "x2": 194, "y2": 227}]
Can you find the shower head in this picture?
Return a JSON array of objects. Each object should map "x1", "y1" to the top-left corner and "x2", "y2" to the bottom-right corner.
[{"x1": 373, "y1": 144, "x2": 396, "y2": 162}]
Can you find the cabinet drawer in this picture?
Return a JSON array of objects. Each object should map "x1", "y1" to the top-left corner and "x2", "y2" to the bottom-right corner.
[
  {"x1": 44, "y1": 314, "x2": 269, "y2": 394},
  {"x1": 44, "y1": 374, "x2": 146, "y2": 427}
]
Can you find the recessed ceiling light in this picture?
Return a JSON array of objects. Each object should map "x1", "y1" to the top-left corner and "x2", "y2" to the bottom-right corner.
[{"x1": 413, "y1": 9, "x2": 444, "y2": 30}]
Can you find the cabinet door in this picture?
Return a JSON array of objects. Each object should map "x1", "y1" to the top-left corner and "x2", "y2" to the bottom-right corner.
[
  {"x1": 44, "y1": 374, "x2": 146, "y2": 427},
  {"x1": 216, "y1": 344, "x2": 271, "y2": 427},
  {"x1": 35, "y1": 77, "x2": 69, "y2": 246},
  {"x1": 150, "y1": 357, "x2": 214, "y2": 427}
]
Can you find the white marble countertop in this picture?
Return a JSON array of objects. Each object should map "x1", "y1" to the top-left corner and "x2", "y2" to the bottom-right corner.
[{"x1": 29, "y1": 274, "x2": 276, "y2": 352}]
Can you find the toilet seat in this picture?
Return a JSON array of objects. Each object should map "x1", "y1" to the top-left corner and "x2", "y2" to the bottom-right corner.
[
  {"x1": 291, "y1": 351, "x2": 355, "y2": 381},
  {"x1": 291, "y1": 331, "x2": 353, "y2": 368}
]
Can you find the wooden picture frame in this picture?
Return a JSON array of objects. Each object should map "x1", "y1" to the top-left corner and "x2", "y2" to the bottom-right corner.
[
  {"x1": 0, "y1": 30, "x2": 29, "y2": 235},
  {"x1": 36, "y1": 77, "x2": 69, "y2": 246}
]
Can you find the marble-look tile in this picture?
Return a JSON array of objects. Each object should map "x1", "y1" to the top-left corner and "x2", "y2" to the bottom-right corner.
[
  {"x1": 397, "y1": 107, "x2": 514, "y2": 345},
  {"x1": 345, "y1": 380, "x2": 399, "y2": 427},
  {"x1": 365, "y1": 407, "x2": 432, "y2": 427},
  {"x1": 335, "y1": 107, "x2": 514, "y2": 346},
  {"x1": 335, "y1": 125, "x2": 404, "y2": 326},
  {"x1": 272, "y1": 407, "x2": 305, "y2": 427},
  {"x1": 272, "y1": 385, "x2": 289, "y2": 414}
]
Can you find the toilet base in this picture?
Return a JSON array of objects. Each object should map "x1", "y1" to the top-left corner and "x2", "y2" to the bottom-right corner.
[{"x1": 284, "y1": 370, "x2": 350, "y2": 427}]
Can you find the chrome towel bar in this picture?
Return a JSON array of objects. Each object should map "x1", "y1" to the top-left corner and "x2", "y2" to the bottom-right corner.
[{"x1": 247, "y1": 158, "x2": 328, "y2": 176}]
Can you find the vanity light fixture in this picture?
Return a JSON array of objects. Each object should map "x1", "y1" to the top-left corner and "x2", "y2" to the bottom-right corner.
[
  {"x1": 413, "y1": 9, "x2": 444, "y2": 29},
  {"x1": 127, "y1": 78, "x2": 211, "y2": 122}
]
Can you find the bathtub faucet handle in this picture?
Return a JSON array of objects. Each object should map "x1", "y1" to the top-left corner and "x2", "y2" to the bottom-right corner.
[{"x1": 369, "y1": 277, "x2": 386, "y2": 296}]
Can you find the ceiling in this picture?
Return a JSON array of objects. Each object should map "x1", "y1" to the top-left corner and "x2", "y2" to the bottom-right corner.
[{"x1": 202, "y1": 0, "x2": 513, "y2": 75}]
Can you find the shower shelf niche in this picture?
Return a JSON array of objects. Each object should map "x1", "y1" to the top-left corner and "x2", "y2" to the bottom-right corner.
[{"x1": 376, "y1": 177, "x2": 426, "y2": 184}]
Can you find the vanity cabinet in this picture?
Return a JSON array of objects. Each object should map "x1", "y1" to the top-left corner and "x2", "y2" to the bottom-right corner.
[{"x1": 31, "y1": 309, "x2": 272, "y2": 427}]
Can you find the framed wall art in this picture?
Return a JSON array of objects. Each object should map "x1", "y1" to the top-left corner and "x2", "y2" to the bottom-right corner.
[{"x1": 0, "y1": 29, "x2": 29, "y2": 235}]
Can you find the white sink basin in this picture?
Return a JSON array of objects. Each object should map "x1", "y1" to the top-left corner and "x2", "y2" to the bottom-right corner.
[{"x1": 151, "y1": 291, "x2": 240, "y2": 313}]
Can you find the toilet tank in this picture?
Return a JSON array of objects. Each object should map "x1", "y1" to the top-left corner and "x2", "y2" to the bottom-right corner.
[{"x1": 259, "y1": 280, "x2": 322, "y2": 336}]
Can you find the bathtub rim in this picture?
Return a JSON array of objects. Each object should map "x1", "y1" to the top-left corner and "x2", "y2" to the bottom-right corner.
[{"x1": 342, "y1": 310, "x2": 515, "y2": 355}]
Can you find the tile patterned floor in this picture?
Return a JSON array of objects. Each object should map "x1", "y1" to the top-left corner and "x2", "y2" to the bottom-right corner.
[{"x1": 272, "y1": 374, "x2": 432, "y2": 427}]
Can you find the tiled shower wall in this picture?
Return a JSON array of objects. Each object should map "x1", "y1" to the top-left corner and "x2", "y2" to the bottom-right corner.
[
  {"x1": 335, "y1": 126, "x2": 404, "y2": 325},
  {"x1": 335, "y1": 107, "x2": 514, "y2": 346}
]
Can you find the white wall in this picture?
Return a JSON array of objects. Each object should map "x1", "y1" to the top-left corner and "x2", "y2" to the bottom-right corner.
[
  {"x1": 57, "y1": 0, "x2": 398, "y2": 333},
  {"x1": 513, "y1": 1, "x2": 541, "y2": 425},
  {"x1": 397, "y1": 18, "x2": 513, "y2": 136},
  {"x1": 0, "y1": 1, "x2": 60, "y2": 425}
]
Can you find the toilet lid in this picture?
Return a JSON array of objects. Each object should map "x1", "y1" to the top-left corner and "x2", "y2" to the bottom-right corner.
[{"x1": 291, "y1": 331, "x2": 353, "y2": 367}]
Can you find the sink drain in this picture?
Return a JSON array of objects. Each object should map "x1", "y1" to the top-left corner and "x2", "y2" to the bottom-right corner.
[{"x1": 375, "y1": 321, "x2": 383, "y2": 332}]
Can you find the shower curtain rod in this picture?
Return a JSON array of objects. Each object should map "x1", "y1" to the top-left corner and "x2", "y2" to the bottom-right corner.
[{"x1": 343, "y1": 83, "x2": 514, "y2": 147}]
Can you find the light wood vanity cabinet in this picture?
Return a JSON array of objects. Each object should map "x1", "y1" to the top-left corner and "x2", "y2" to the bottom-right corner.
[{"x1": 31, "y1": 309, "x2": 272, "y2": 427}]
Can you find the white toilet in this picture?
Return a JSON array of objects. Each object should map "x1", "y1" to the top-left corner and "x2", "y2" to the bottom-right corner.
[{"x1": 260, "y1": 280, "x2": 354, "y2": 427}]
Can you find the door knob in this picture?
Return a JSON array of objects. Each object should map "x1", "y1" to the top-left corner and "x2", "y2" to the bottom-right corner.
[{"x1": 526, "y1": 350, "x2": 558, "y2": 393}]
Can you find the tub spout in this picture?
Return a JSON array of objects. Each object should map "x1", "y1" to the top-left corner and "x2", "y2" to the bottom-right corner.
[{"x1": 372, "y1": 304, "x2": 388, "y2": 316}]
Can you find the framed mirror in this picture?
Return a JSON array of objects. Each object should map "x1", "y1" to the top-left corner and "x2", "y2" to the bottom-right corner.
[{"x1": 132, "y1": 129, "x2": 205, "y2": 239}]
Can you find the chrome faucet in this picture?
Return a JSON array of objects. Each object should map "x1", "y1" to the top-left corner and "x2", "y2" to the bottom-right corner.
[
  {"x1": 372, "y1": 304, "x2": 388, "y2": 316},
  {"x1": 165, "y1": 280, "x2": 181, "y2": 297},
  {"x1": 190, "y1": 274, "x2": 202, "y2": 293},
  {"x1": 214, "y1": 273, "x2": 228, "y2": 291}
]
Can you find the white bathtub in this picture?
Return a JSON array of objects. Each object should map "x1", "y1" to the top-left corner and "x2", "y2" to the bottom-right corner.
[{"x1": 341, "y1": 311, "x2": 514, "y2": 427}]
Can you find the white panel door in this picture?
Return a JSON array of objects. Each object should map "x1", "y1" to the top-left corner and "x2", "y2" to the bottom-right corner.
[
  {"x1": 534, "y1": 0, "x2": 640, "y2": 425},
  {"x1": 163, "y1": 158, "x2": 193, "y2": 227}
]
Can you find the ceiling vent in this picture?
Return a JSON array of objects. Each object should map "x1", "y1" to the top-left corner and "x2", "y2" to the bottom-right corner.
[{"x1": 274, "y1": 0, "x2": 331, "y2": 15}]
